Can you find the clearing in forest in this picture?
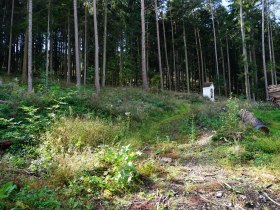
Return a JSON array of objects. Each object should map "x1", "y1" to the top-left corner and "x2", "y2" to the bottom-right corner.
[{"x1": 0, "y1": 84, "x2": 279, "y2": 209}]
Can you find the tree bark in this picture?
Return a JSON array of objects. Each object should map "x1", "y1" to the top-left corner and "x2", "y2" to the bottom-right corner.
[
  {"x1": 239, "y1": 109, "x2": 269, "y2": 134},
  {"x1": 220, "y1": 46, "x2": 227, "y2": 96},
  {"x1": 45, "y1": 0, "x2": 51, "y2": 88},
  {"x1": 7, "y1": 0, "x2": 14, "y2": 75},
  {"x1": 141, "y1": 0, "x2": 148, "y2": 92},
  {"x1": 162, "y1": 15, "x2": 171, "y2": 90},
  {"x1": 170, "y1": 17, "x2": 177, "y2": 91},
  {"x1": 146, "y1": 22, "x2": 149, "y2": 75},
  {"x1": 262, "y1": 0, "x2": 269, "y2": 99},
  {"x1": 67, "y1": 13, "x2": 71, "y2": 84},
  {"x1": 27, "y1": 0, "x2": 33, "y2": 92},
  {"x1": 102, "y1": 0, "x2": 108, "y2": 87},
  {"x1": 252, "y1": 45, "x2": 258, "y2": 100},
  {"x1": 22, "y1": 30, "x2": 28, "y2": 83},
  {"x1": 73, "y1": 0, "x2": 81, "y2": 87},
  {"x1": 249, "y1": 48, "x2": 256, "y2": 102},
  {"x1": 267, "y1": 0, "x2": 274, "y2": 85},
  {"x1": 209, "y1": 0, "x2": 220, "y2": 96},
  {"x1": 270, "y1": 22, "x2": 277, "y2": 85},
  {"x1": 154, "y1": 0, "x2": 163, "y2": 91},
  {"x1": 240, "y1": 0, "x2": 250, "y2": 99},
  {"x1": 93, "y1": 0, "x2": 100, "y2": 93},
  {"x1": 183, "y1": 24, "x2": 190, "y2": 94},
  {"x1": 194, "y1": 28, "x2": 201, "y2": 90},
  {"x1": 197, "y1": 28, "x2": 204, "y2": 89},
  {"x1": 226, "y1": 35, "x2": 231, "y2": 94},
  {"x1": 84, "y1": 6, "x2": 88, "y2": 85}
]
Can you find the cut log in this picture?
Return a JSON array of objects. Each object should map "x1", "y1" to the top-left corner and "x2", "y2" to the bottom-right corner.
[
  {"x1": 0, "y1": 140, "x2": 13, "y2": 150},
  {"x1": 268, "y1": 85, "x2": 280, "y2": 105},
  {"x1": 239, "y1": 109, "x2": 269, "y2": 134}
]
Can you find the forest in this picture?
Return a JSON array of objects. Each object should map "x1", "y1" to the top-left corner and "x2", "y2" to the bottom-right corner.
[{"x1": 0, "y1": 0, "x2": 280, "y2": 209}]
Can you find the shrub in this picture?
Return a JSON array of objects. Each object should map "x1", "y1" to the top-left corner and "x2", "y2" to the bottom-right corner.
[
  {"x1": 212, "y1": 98, "x2": 242, "y2": 142},
  {"x1": 13, "y1": 186, "x2": 61, "y2": 209}
]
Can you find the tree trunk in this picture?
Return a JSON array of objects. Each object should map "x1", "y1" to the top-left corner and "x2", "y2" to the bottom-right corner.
[
  {"x1": 93, "y1": 0, "x2": 100, "y2": 93},
  {"x1": 162, "y1": 15, "x2": 171, "y2": 90},
  {"x1": 22, "y1": 30, "x2": 28, "y2": 83},
  {"x1": 270, "y1": 22, "x2": 277, "y2": 85},
  {"x1": 171, "y1": 18, "x2": 177, "y2": 91},
  {"x1": 67, "y1": 13, "x2": 71, "y2": 84},
  {"x1": 252, "y1": 45, "x2": 258, "y2": 100},
  {"x1": 84, "y1": 7, "x2": 88, "y2": 85},
  {"x1": 249, "y1": 48, "x2": 256, "y2": 102},
  {"x1": 49, "y1": 32, "x2": 53, "y2": 77},
  {"x1": 7, "y1": 0, "x2": 14, "y2": 75},
  {"x1": 73, "y1": 0, "x2": 81, "y2": 87},
  {"x1": 141, "y1": 0, "x2": 148, "y2": 92},
  {"x1": 226, "y1": 35, "x2": 231, "y2": 94},
  {"x1": 209, "y1": 0, "x2": 220, "y2": 96},
  {"x1": 154, "y1": 0, "x2": 163, "y2": 91},
  {"x1": 194, "y1": 28, "x2": 201, "y2": 90},
  {"x1": 267, "y1": 0, "x2": 274, "y2": 85},
  {"x1": 262, "y1": 0, "x2": 269, "y2": 99},
  {"x1": 102, "y1": 0, "x2": 108, "y2": 87},
  {"x1": 45, "y1": 0, "x2": 51, "y2": 88},
  {"x1": 240, "y1": 0, "x2": 250, "y2": 100},
  {"x1": 183, "y1": 24, "x2": 190, "y2": 94},
  {"x1": 146, "y1": 22, "x2": 149, "y2": 75},
  {"x1": 27, "y1": 0, "x2": 33, "y2": 92},
  {"x1": 119, "y1": 34, "x2": 124, "y2": 84},
  {"x1": 197, "y1": 28, "x2": 204, "y2": 89},
  {"x1": 49, "y1": 10, "x2": 54, "y2": 78},
  {"x1": 220, "y1": 45, "x2": 227, "y2": 96},
  {"x1": 239, "y1": 109, "x2": 269, "y2": 134}
]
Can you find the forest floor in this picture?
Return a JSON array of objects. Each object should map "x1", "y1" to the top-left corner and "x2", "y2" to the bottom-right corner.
[
  {"x1": 125, "y1": 133, "x2": 280, "y2": 210},
  {"x1": 120, "y1": 108, "x2": 280, "y2": 210},
  {"x1": 0, "y1": 80, "x2": 279, "y2": 209}
]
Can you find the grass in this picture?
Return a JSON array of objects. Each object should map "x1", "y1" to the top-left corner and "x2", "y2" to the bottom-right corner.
[
  {"x1": 207, "y1": 104, "x2": 280, "y2": 173},
  {"x1": 0, "y1": 81, "x2": 279, "y2": 208}
]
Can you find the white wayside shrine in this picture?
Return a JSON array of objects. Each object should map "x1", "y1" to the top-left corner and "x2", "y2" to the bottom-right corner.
[{"x1": 203, "y1": 82, "x2": 215, "y2": 101}]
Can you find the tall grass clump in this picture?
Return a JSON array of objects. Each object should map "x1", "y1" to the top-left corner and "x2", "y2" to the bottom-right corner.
[
  {"x1": 30, "y1": 117, "x2": 141, "y2": 197},
  {"x1": 41, "y1": 117, "x2": 125, "y2": 151}
]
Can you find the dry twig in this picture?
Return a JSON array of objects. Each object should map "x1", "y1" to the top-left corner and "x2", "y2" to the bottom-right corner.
[{"x1": 263, "y1": 192, "x2": 280, "y2": 207}]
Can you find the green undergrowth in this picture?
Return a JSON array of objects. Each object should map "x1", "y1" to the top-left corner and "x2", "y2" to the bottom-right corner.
[
  {"x1": 0, "y1": 82, "x2": 193, "y2": 208},
  {"x1": 1, "y1": 81, "x2": 279, "y2": 208},
  {"x1": 209, "y1": 104, "x2": 280, "y2": 171}
]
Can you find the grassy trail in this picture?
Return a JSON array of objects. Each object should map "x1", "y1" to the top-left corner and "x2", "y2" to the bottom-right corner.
[{"x1": 127, "y1": 103, "x2": 190, "y2": 147}]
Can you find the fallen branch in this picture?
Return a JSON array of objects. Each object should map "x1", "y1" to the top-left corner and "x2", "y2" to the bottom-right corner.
[
  {"x1": 199, "y1": 194, "x2": 234, "y2": 210},
  {"x1": 263, "y1": 192, "x2": 280, "y2": 207},
  {"x1": 218, "y1": 180, "x2": 243, "y2": 194}
]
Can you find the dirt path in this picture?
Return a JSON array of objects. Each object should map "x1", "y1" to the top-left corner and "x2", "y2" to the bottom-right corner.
[{"x1": 128, "y1": 133, "x2": 280, "y2": 210}]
